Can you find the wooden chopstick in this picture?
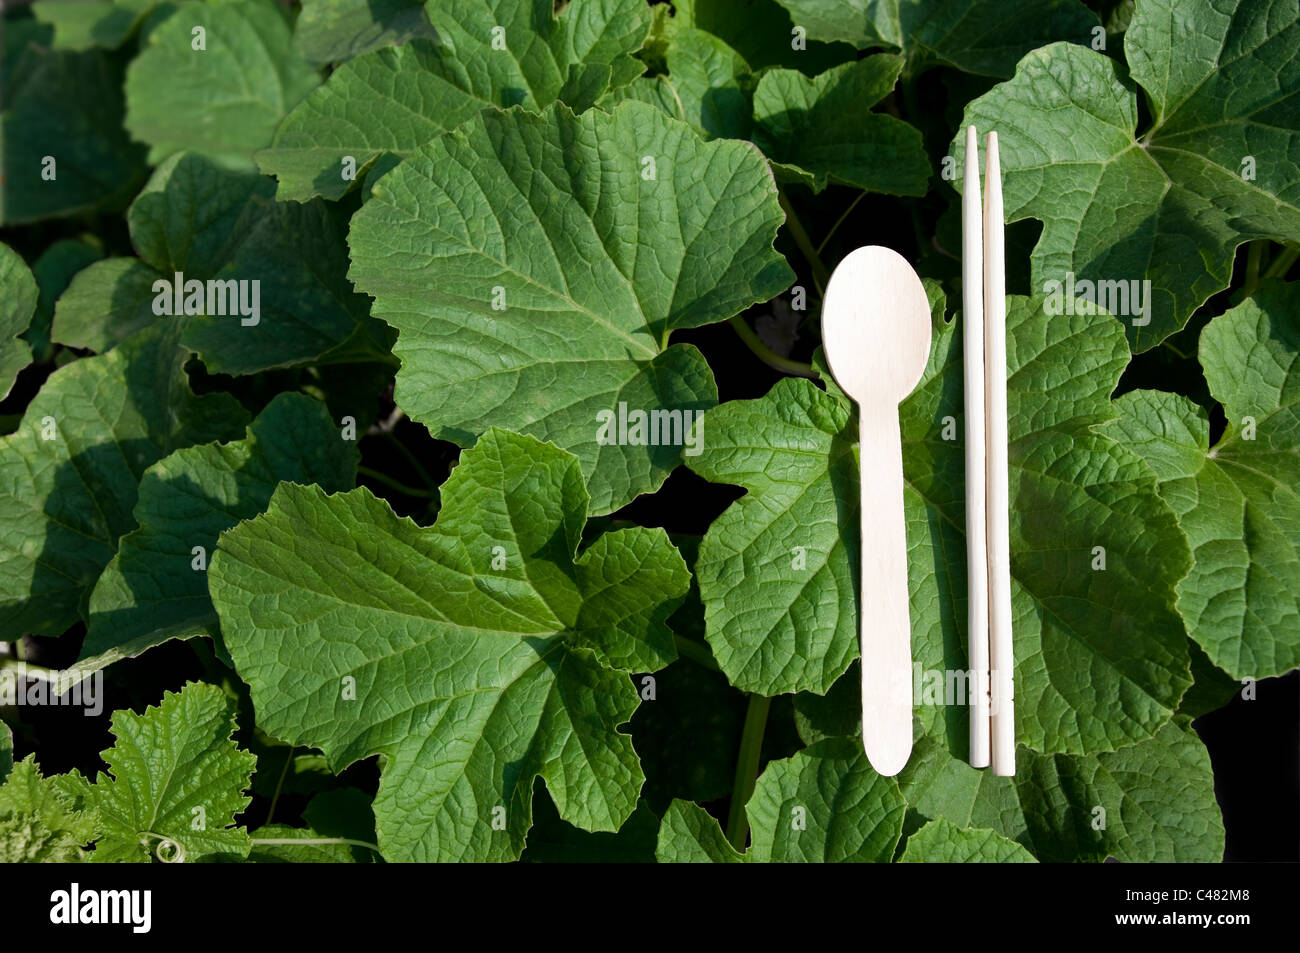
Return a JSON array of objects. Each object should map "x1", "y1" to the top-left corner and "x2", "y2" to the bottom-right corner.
[
  {"x1": 983, "y1": 131, "x2": 1015, "y2": 777},
  {"x1": 962, "y1": 126, "x2": 991, "y2": 770}
]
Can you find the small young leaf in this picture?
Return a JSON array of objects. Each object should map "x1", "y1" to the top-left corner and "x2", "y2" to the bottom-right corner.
[
  {"x1": 0, "y1": 756, "x2": 100, "y2": 863},
  {"x1": 59, "y1": 682, "x2": 256, "y2": 862}
]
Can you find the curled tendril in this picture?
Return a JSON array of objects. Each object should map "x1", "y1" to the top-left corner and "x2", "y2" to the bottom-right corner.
[{"x1": 140, "y1": 831, "x2": 187, "y2": 863}]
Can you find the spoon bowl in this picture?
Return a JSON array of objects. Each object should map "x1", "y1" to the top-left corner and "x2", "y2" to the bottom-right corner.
[{"x1": 821, "y1": 245, "x2": 932, "y2": 404}]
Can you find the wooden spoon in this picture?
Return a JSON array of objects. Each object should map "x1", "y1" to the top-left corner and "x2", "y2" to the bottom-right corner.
[{"x1": 821, "y1": 246, "x2": 932, "y2": 777}]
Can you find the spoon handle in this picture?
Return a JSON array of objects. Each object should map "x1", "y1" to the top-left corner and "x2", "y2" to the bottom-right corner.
[{"x1": 858, "y1": 404, "x2": 913, "y2": 777}]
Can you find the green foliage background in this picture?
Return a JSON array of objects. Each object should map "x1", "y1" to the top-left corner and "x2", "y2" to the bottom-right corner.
[{"x1": 0, "y1": 0, "x2": 1295, "y2": 863}]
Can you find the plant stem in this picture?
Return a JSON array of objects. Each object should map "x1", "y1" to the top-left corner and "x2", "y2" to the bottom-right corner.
[
  {"x1": 728, "y1": 315, "x2": 819, "y2": 379},
  {"x1": 1264, "y1": 242, "x2": 1300, "y2": 280},
  {"x1": 357, "y1": 465, "x2": 436, "y2": 498},
  {"x1": 673, "y1": 634, "x2": 721, "y2": 672},
  {"x1": 816, "y1": 191, "x2": 866, "y2": 255},
  {"x1": 725, "y1": 693, "x2": 771, "y2": 852},
  {"x1": 250, "y1": 836, "x2": 382, "y2": 857},
  {"x1": 1243, "y1": 240, "x2": 1264, "y2": 298},
  {"x1": 266, "y1": 746, "x2": 295, "y2": 826},
  {"x1": 384, "y1": 431, "x2": 437, "y2": 489},
  {"x1": 779, "y1": 190, "x2": 830, "y2": 291}
]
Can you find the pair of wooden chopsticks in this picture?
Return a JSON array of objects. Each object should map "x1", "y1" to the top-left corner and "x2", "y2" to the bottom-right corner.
[{"x1": 962, "y1": 126, "x2": 1014, "y2": 776}]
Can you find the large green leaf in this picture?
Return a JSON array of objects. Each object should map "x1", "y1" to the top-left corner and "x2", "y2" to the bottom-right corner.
[
  {"x1": 57, "y1": 682, "x2": 256, "y2": 862},
  {"x1": 686, "y1": 292, "x2": 1192, "y2": 754},
  {"x1": 898, "y1": 724, "x2": 1224, "y2": 862},
  {"x1": 258, "y1": 0, "x2": 652, "y2": 201},
  {"x1": 209, "y1": 429, "x2": 691, "y2": 861},
  {"x1": 124, "y1": 0, "x2": 320, "y2": 169},
  {"x1": 348, "y1": 101, "x2": 792, "y2": 514},
  {"x1": 752, "y1": 55, "x2": 929, "y2": 195},
  {"x1": 899, "y1": 817, "x2": 1035, "y2": 862},
  {"x1": 955, "y1": 0, "x2": 1300, "y2": 351},
  {"x1": 773, "y1": 0, "x2": 1099, "y2": 77},
  {"x1": 1105, "y1": 282, "x2": 1300, "y2": 679},
  {"x1": 0, "y1": 242, "x2": 37, "y2": 401},
  {"x1": 293, "y1": 0, "x2": 438, "y2": 67},
  {"x1": 0, "y1": 322, "x2": 246, "y2": 640},
  {"x1": 0, "y1": 20, "x2": 147, "y2": 224},
  {"x1": 0, "y1": 756, "x2": 100, "y2": 862},
  {"x1": 53, "y1": 152, "x2": 396, "y2": 374},
  {"x1": 68, "y1": 393, "x2": 358, "y2": 687},
  {"x1": 656, "y1": 738, "x2": 906, "y2": 862}
]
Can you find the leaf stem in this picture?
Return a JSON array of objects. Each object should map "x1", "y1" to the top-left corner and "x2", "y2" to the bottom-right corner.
[
  {"x1": 357, "y1": 465, "x2": 436, "y2": 498},
  {"x1": 1263, "y1": 242, "x2": 1300, "y2": 280},
  {"x1": 779, "y1": 190, "x2": 830, "y2": 291},
  {"x1": 728, "y1": 315, "x2": 818, "y2": 379},
  {"x1": 250, "y1": 836, "x2": 382, "y2": 857},
  {"x1": 1242, "y1": 240, "x2": 1264, "y2": 298},
  {"x1": 816, "y1": 191, "x2": 867, "y2": 255},
  {"x1": 725, "y1": 693, "x2": 771, "y2": 852},
  {"x1": 266, "y1": 746, "x2": 295, "y2": 827},
  {"x1": 384, "y1": 431, "x2": 437, "y2": 489},
  {"x1": 673, "y1": 634, "x2": 720, "y2": 672}
]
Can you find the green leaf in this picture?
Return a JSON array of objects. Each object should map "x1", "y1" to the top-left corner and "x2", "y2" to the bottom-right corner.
[
  {"x1": 773, "y1": 0, "x2": 1099, "y2": 77},
  {"x1": 893, "y1": 722, "x2": 1223, "y2": 861},
  {"x1": 0, "y1": 756, "x2": 100, "y2": 862},
  {"x1": 1104, "y1": 282, "x2": 1300, "y2": 679},
  {"x1": 899, "y1": 817, "x2": 1036, "y2": 862},
  {"x1": 0, "y1": 322, "x2": 247, "y2": 639},
  {"x1": 31, "y1": 0, "x2": 161, "y2": 50},
  {"x1": 59, "y1": 682, "x2": 256, "y2": 862},
  {"x1": 752, "y1": 56, "x2": 929, "y2": 195},
  {"x1": 954, "y1": 0, "x2": 1300, "y2": 351},
  {"x1": 27, "y1": 239, "x2": 105, "y2": 363},
  {"x1": 209, "y1": 429, "x2": 691, "y2": 861},
  {"x1": 257, "y1": 0, "x2": 652, "y2": 201},
  {"x1": 68, "y1": 393, "x2": 358, "y2": 686},
  {"x1": 0, "y1": 720, "x2": 11, "y2": 782},
  {"x1": 0, "y1": 23, "x2": 147, "y2": 224},
  {"x1": 656, "y1": 800, "x2": 743, "y2": 862},
  {"x1": 667, "y1": 0, "x2": 855, "y2": 73},
  {"x1": 53, "y1": 152, "x2": 396, "y2": 374},
  {"x1": 349, "y1": 101, "x2": 792, "y2": 514},
  {"x1": 656, "y1": 739, "x2": 906, "y2": 862},
  {"x1": 0, "y1": 242, "x2": 37, "y2": 401},
  {"x1": 687, "y1": 292, "x2": 1192, "y2": 754},
  {"x1": 609, "y1": 28, "x2": 755, "y2": 140},
  {"x1": 124, "y1": 0, "x2": 320, "y2": 169},
  {"x1": 293, "y1": 0, "x2": 438, "y2": 67}
]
